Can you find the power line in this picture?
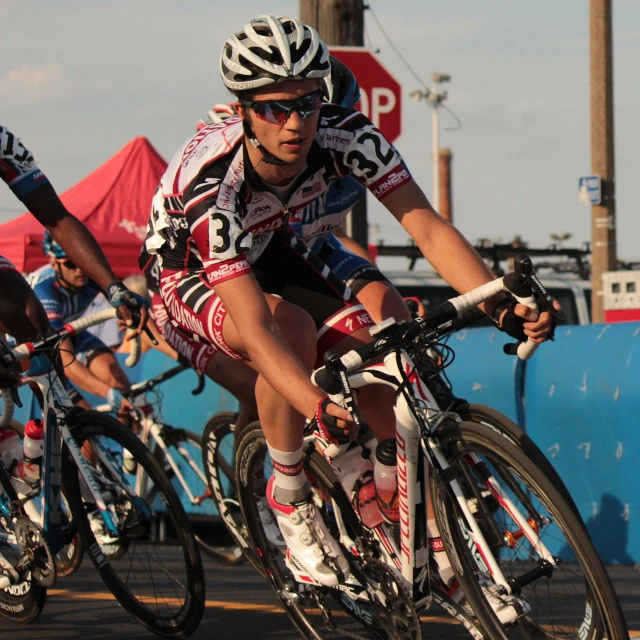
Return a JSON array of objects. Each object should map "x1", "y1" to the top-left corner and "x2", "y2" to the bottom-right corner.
[{"x1": 365, "y1": 3, "x2": 429, "y2": 88}]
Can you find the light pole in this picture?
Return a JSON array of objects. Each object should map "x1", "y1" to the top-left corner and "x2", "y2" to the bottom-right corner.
[{"x1": 410, "y1": 72, "x2": 451, "y2": 213}]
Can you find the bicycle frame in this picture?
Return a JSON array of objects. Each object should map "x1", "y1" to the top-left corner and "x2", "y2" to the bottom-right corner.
[
  {"x1": 0, "y1": 309, "x2": 145, "y2": 557},
  {"x1": 95, "y1": 365, "x2": 209, "y2": 510},
  {"x1": 302, "y1": 257, "x2": 565, "y2": 603}
]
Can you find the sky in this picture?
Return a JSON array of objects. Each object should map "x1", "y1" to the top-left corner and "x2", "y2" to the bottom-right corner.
[{"x1": 1, "y1": 0, "x2": 639, "y2": 270}]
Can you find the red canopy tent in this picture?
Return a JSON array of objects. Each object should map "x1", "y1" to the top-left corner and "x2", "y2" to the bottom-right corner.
[{"x1": 0, "y1": 136, "x2": 166, "y2": 278}]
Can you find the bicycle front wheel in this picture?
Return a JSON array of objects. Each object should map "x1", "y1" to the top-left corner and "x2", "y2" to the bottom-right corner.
[
  {"x1": 62, "y1": 410, "x2": 205, "y2": 638},
  {"x1": 435, "y1": 420, "x2": 628, "y2": 639}
]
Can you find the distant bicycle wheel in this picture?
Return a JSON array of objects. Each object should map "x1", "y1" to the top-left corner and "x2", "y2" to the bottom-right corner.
[
  {"x1": 152, "y1": 423, "x2": 243, "y2": 565},
  {"x1": 63, "y1": 410, "x2": 205, "y2": 638},
  {"x1": 202, "y1": 411, "x2": 254, "y2": 569}
]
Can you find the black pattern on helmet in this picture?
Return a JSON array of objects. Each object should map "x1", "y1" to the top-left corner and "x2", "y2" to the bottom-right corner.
[{"x1": 220, "y1": 15, "x2": 330, "y2": 92}]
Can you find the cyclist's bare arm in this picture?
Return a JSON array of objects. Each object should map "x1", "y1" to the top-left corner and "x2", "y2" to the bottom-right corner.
[
  {"x1": 333, "y1": 226, "x2": 374, "y2": 264},
  {"x1": 382, "y1": 179, "x2": 559, "y2": 340},
  {"x1": 22, "y1": 183, "x2": 149, "y2": 333},
  {"x1": 213, "y1": 272, "x2": 351, "y2": 424}
]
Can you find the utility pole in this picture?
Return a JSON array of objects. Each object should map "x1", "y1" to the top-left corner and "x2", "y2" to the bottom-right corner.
[
  {"x1": 590, "y1": 0, "x2": 616, "y2": 323},
  {"x1": 299, "y1": 0, "x2": 369, "y2": 249},
  {"x1": 409, "y1": 73, "x2": 451, "y2": 213}
]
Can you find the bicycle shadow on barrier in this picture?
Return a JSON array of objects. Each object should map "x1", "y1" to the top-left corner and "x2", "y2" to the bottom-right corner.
[{"x1": 561, "y1": 493, "x2": 634, "y2": 566}]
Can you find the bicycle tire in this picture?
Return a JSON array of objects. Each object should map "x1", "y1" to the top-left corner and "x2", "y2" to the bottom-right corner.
[
  {"x1": 236, "y1": 421, "x2": 422, "y2": 640},
  {"x1": 0, "y1": 493, "x2": 47, "y2": 623},
  {"x1": 152, "y1": 422, "x2": 243, "y2": 565},
  {"x1": 434, "y1": 420, "x2": 628, "y2": 640},
  {"x1": 463, "y1": 404, "x2": 584, "y2": 523},
  {"x1": 62, "y1": 410, "x2": 205, "y2": 638},
  {"x1": 202, "y1": 411, "x2": 257, "y2": 570}
]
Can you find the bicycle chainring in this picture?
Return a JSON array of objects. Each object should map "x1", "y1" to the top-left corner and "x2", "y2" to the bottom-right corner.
[
  {"x1": 14, "y1": 516, "x2": 57, "y2": 588},
  {"x1": 363, "y1": 558, "x2": 422, "y2": 640}
]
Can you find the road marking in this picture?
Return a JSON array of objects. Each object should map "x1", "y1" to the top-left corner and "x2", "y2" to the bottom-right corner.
[{"x1": 48, "y1": 590, "x2": 639, "y2": 633}]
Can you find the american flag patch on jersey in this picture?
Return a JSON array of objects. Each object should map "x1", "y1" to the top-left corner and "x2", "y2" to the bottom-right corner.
[{"x1": 302, "y1": 182, "x2": 322, "y2": 197}]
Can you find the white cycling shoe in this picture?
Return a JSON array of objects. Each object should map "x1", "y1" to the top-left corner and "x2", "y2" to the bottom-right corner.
[
  {"x1": 256, "y1": 494, "x2": 285, "y2": 547},
  {"x1": 266, "y1": 476, "x2": 350, "y2": 587}
]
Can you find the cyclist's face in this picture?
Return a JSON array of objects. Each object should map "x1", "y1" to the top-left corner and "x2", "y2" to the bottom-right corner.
[
  {"x1": 53, "y1": 258, "x2": 88, "y2": 288},
  {"x1": 238, "y1": 78, "x2": 321, "y2": 168}
]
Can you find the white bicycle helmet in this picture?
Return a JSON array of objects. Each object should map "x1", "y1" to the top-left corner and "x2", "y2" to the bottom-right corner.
[
  {"x1": 196, "y1": 103, "x2": 236, "y2": 131},
  {"x1": 221, "y1": 15, "x2": 330, "y2": 92}
]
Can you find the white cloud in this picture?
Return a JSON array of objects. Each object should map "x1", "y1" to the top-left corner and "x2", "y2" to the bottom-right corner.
[{"x1": 0, "y1": 64, "x2": 74, "y2": 107}]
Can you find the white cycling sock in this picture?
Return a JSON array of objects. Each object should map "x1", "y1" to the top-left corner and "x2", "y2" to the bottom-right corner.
[
  {"x1": 267, "y1": 444, "x2": 308, "y2": 503},
  {"x1": 428, "y1": 518, "x2": 455, "y2": 587}
]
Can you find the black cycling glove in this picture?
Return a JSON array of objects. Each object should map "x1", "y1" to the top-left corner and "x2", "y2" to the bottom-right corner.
[{"x1": 491, "y1": 296, "x2": 527, "y2": 342}]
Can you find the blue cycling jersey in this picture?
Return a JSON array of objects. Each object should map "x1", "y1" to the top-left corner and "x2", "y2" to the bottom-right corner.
[
  {"x1": 289, "y1": 175, "x2": 366, "y2": 253},
  {"x1": 27, "y1": 265, "x2": 102, "y2": 330}
]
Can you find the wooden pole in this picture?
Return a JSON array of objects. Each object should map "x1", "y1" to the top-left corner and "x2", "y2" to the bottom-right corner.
[
  {"x1": 590, "y1": 0, "x2": 616, "y2": 323},
  {"x1": 300, "y1": 0, "x2": 368, "y2": 249}
]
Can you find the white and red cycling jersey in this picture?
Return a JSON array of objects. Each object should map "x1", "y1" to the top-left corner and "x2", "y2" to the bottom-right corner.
[{"x1": 141, "y1": 104, "x2": 412, "y2": 288}]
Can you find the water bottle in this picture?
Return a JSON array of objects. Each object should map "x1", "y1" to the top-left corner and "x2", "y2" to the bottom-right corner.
[
  {"x1": 329, "y1": 441, "x2": 385, "y2": 529},
  {"x1": 0, "y1": 428, "x2": 23, "y2": 472},
  {"x1": 22, "y1": 418, "x2": 44, "y2": 481},
  {"x1": 374, "y1": 438, "x2": 400, "y2": 523}
]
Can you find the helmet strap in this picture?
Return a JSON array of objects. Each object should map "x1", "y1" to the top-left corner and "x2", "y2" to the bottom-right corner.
[
  {"x1": 53, "y1": 263, "x2": 81, "y2": 293},
  {"x1": 242, "y1": 120, "x2": 288, "y2": 166}
]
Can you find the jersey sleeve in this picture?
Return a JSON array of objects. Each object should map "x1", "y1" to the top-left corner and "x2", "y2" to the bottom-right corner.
[
  {"x1": 0, "y1": 126, "x2": 50, "y2": 200},
  {"x1": 324, "y1": 110, "x2": 412, "y2": 202},
  {"x1": 183, "y1": 166, "x2": 253, "y2": 286}
]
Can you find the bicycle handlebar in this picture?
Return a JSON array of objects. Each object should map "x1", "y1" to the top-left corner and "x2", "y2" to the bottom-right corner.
[
  {"x1": 312, "y1": 255, "x2": 557, "y2": 394},
  {"x1": 0, "y1": 308, "x2": 144, "y2": 426}
]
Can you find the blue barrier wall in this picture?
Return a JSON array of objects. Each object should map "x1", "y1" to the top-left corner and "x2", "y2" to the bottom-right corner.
[
  {"x1": 4, "y1": 326, "x2": 638, "y2": 561},
  {"x1": 5, "y1": 351, "x2": 238, "y2": 434},
  {"x1": 446, "y1": 323, "x2": 640, "y2": 564}
]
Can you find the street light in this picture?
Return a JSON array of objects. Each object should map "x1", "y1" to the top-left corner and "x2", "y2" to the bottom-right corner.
[{"x1": 410, "y1": 72, "x2": 451, "y2": 212}]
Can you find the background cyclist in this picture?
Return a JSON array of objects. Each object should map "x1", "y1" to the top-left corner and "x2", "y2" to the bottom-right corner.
[
  {"x1": 27, "y1": 232, "x2": 136, "y2": 414},
  {"x1": 0, "y1": 125, "x2": 148, "y2": 347}
]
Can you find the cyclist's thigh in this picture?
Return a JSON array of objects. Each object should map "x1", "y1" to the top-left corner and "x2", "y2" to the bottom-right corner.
[
  {"x1": 0, "y1": 261, "x2": 50, "y2": 341},
  {"x1": 157, "y1": 268, "x2": 315, "y2": 364}
]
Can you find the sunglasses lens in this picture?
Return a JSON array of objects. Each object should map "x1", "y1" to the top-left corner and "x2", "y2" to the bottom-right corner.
[
  {"x1": 254, "y1": 102, "x2": 289, "y2": 124},
  {"x1": 250, "y1": 92, "x2": 322, "y2": 124},
  {"x1": 64, "y1": 260, "x2": 76, "y2": 270}
]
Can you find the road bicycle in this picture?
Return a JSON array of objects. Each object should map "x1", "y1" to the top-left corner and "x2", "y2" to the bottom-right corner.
[
  {"x1": 234, "y1": 256, "x2": 628, "y2": 640},
  {"x1": 0, "y1": 308, "x2": 205, "y2": 637},
  {"x1": 95, "y1": 362, "x2": 245, "y2": 566}
]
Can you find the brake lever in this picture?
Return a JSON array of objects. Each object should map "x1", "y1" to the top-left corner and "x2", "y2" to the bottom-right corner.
[
  {"x1": 10, "y1": 385, "x2": 22, "y2": 409},
  {"x1": 191, "y1": 372, "x2": 205, "y2": 396},
  {"x1": 517, "y1": 256, "x2": 564, "y2": 338}
]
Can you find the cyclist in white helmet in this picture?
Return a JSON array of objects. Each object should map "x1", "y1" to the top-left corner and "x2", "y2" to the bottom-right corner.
[
  {"x1": 196, "y1": 103, "x2": 237, "y2": 131},
  {"x1": 141, "y1": 15, "x2": 558, "y2": 589}
]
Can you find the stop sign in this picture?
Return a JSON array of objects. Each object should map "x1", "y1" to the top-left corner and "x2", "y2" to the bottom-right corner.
[{"x1": 329, "y1": 46, "x2": 402, "y2": 142}]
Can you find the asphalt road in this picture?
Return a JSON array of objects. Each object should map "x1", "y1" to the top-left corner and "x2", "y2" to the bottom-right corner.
[{"x1": 1, "y1": 552, "x2": 638, "y2": 640}]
